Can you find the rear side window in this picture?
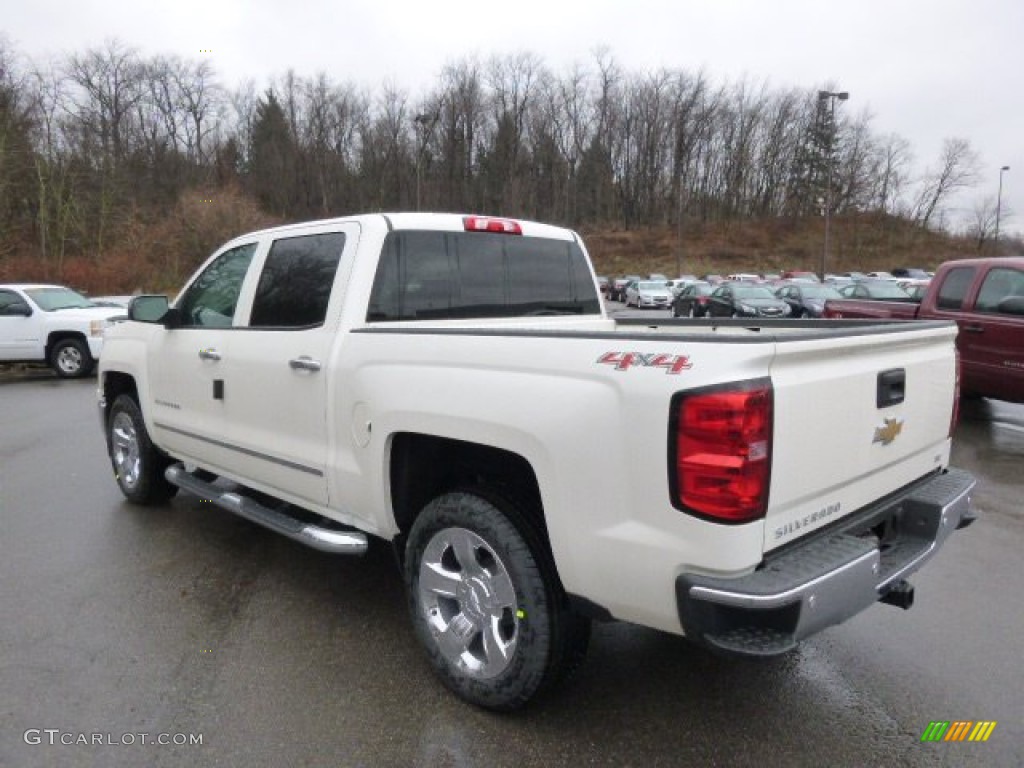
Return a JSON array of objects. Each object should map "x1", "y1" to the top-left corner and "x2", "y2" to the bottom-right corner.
[
  {"x1": 249, "y1": 232, "x2": 346, "y2": 328},
  {"x1": 935, "y1": 267, "x2": 975, "y2": 311},
  {"x1": 367, "y1": 230, "x2": 600, "y2": 321}
]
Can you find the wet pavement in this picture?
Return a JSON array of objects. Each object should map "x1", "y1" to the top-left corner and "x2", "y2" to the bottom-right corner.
[{"x1": 1, "y1": 376, "x2": 1021, "y2": 767}]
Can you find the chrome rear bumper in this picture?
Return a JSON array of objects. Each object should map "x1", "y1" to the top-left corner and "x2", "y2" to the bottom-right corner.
[{"x1": 675, "y1": 468, "x2": 975, "y2": 656}]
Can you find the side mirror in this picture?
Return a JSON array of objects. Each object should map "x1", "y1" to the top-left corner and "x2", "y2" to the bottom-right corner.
[
  {"x1": 128, "y1": 295, "x2": 170, "y2": 324},
  {"x1": 997, "y1": 296, "x2": 1024, "y2": 316},
  {"x1": 5, "y1": 301, "x2": 33, "y2": 317}
]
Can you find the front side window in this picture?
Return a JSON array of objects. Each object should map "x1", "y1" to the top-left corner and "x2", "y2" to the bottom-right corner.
[
  {"x1": 178, "y1": 243, "x2": 258, "y2": 328},
  {"x1": 249, "y1": 232, "x2": 346, "y2": 328},
  {"x1": 974, "y1": 267, "x2": 1024, "y2": 313},
  {"x1": 0, "y1": 290, "x2": 23, "y2": 314}
]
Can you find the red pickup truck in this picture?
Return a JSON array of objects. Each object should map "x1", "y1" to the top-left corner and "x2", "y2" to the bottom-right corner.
[{"x1": 824, "y1": 257, "x2": 1024, "y2": 403}]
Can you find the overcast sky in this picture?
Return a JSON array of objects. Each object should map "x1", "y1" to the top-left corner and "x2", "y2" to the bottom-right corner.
[{"x1": 6, "y1": 0, "x2": 1023, "y2": 235}]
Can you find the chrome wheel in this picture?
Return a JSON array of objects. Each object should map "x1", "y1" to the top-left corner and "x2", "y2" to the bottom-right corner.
[
  {"x1": 111, "y1": 411, "x2": 141, "y2": 491},
  {"x1": 51, "y1": 338, "x2": 92, "y2": 377},
  {"x1": 417, "y1": 526, "x2": 519, "y2": 680},
  {"x1": 57, "y1": 345, "x2": 83, "y2": 374}
]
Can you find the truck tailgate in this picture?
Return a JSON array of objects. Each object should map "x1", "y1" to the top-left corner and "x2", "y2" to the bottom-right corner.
[{"x1": 764, "y1": 322, "x2": 958, "y2": 552}]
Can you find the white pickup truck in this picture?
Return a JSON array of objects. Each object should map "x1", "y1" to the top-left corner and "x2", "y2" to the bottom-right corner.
[
  {"x1": 97, "y1": 213, "x2": 976, "y2": 710},
  {"x1": 0, "y1": 284, "x2": 125, "y2": 377}
]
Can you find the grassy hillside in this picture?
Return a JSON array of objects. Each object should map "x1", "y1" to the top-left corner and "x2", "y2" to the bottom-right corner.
[{"x1": 582, "y1": 213, "x2": 1008, "y2": 279}]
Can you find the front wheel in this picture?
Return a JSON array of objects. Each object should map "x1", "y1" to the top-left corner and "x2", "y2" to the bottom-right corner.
[
  {"x1": 50, "y1": 338, "x2": 94, "y2": 378},
  {"x1": 404, "y1": 490, "x2": 589, "y2": 711},
  {"x1": 108, "y1": 394, "x2": 177, "y2": 504}
]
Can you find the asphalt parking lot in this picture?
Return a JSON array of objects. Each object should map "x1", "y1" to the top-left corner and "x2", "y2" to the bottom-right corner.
[{"x1": 1, "y1": 370, "x2": 1021, "y2": 768}]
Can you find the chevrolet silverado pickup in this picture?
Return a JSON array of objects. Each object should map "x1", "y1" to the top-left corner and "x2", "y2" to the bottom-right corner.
[
  {"x1": 0, "y1": 284, "x2": 125, "y2": 377},
  {"x1": 97, "y1": 213, "x2": 975, "y2": 710},
  {"x1": 824, "y1": 257, "x2": 1024, "y2": 403}
]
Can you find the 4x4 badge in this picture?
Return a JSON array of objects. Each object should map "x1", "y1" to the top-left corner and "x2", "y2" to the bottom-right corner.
[{"x1": 873, "y1": 417, "x2": 904, "y2": 445}]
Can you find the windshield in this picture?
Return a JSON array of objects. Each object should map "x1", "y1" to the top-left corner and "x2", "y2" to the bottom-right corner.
[
  {"x1": 25, "y1": 287, "x2": 95, "y2": 311},
  {"x1": 638, "y1": 281, "x2": 668, "y2": 291}
]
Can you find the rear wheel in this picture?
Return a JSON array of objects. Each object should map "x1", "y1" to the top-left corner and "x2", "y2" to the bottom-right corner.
[
  {"x1": 108, "y1": 394, "x2": 177, "y2": 504},
  {"x1": 404, "y1": 490, "x2": 589, "y2": 711},
  {"x1": 50, "y1": 338, "x2": 93, "y2": 378}
]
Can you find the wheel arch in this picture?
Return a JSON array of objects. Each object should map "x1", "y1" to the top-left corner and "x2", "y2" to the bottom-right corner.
[
  {"x1": 101, "y1": 372, "x2": 139, "y2": 450},
  {"x1": 46, "y1": 330, "x2": 90, "y2": 360},
  {"x1": 388, "y1": 433, "x2": 547, "y2": 560}
]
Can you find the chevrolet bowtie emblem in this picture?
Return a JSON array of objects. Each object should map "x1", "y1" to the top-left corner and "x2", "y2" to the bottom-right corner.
[{"x1": 873, "y1": 417, "x2": 904, "y2": 446}]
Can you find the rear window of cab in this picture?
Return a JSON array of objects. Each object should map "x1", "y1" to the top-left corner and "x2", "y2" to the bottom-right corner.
[{"x1": 367, "y1": 230, "x2": 601, "y2": 321}]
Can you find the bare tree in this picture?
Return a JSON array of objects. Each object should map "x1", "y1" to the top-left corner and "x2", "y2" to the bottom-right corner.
[
  {"x1": 868, "y1": 133, "x2": 913, "y2": 215},
  {"x1": 911, "y1": 137, "x2": 980, "y2": 230}
]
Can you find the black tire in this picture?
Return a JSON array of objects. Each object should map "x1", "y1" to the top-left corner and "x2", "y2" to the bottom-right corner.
[
  {"x1": 107, "y1": 394, "x2": 177, "y2": 504},
  {"x1": 688, "y1": 305, "x2": 696, "y2": 318},
  {"x1": 50, "y1": 338, "x2": 94, "y2": 378},
  {"x1": 404, "y1": 490, "x2": 590, "y2": 711}
]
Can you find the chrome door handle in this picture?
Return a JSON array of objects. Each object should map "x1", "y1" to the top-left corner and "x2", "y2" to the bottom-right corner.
[
  {"x1": 198, "y1": 348, "x2": 221, "y2": 361},
  {"x1": 289, "y1": 356, "x2": 322, "y2": 372}
]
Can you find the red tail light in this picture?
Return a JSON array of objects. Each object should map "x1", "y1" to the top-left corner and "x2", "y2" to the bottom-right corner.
[
  {"x1": 669, "y1": 379, "x2": 773, "y2": 523},
  {"x1": 463, "y1": 216, "x2": 522, "y2": 234}
]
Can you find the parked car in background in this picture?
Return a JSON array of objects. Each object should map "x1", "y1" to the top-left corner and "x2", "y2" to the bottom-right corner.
[
  {"x1": 596, "y1": 276, "x2": 610, "y2": 295},
  {"x1": 837, "y1": 280, "x2": 911, "y2": 301},
  {"x1": 865, "y1": 271, "x2": 897, "y2": 280},
  {"x1": 701, "y1": 273, "x2": 724, "y2": 285},
  {"x1": 671, "y1": 281, "x2": 713, "y2": 317},
  {"x1": 0, "y1": 283, "x2": 126, "y2": 377},
  {"x1": 775, "y1": 282, "x2": 844, "y2": 318},
  {"x1": 725, "y1": 273, "x2": 760, "y2": 283},
  {"x1": 625, "y1": 280, "x2": 672, "y2": 309},
  {"x1": 824, "y1": 257, "x2": 1024, "y2": 403},
  {"x1": 705, "y1": 282, "x2": 791, "y2": 318},
  {"x1": 891, "y1": 267, "x2": 930, "y2": 279},
  {"x1": 781, "y1": 270, "x2": 820, "y2": 282},
  {"x1": 667, "y1": 275, "x2": 699, "y2": 296},
  {"x1": 609, "y1": 275, "x2": 641, "y2": 302},
  {"x1": 901, "y1": 280, "x2": 932, "y2": 301}
]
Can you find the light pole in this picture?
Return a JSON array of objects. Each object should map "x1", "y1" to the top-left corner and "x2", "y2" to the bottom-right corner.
[
  {"x1": 413, "y1": 113, "x2": 437, "y2": 211},
  {"x1": 995, "y1": 165, "x2": 1010, "y2": 246},
  {"x1": 819, "y1": 90, "x2": 849, "y2": 280}
]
